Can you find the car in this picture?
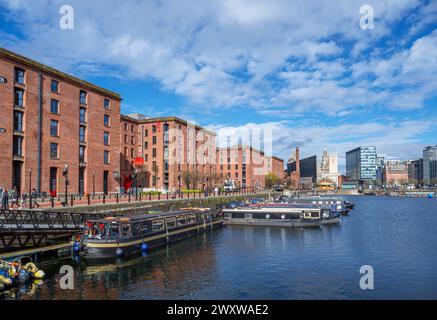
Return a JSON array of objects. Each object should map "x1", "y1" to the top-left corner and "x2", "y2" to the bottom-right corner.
[{"x1": 272, "y1": 185, "x2": 284, "y2": 192}]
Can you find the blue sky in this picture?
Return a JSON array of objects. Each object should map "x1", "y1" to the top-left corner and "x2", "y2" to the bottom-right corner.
[{"x1": 1, "y1": 0, "x2": 436, "y2": 172}]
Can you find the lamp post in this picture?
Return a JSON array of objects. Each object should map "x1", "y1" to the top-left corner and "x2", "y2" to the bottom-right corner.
[
  {"x1": 62, "y1": 164, "x2": 69, "y2": 207},
  {"x1": 28, "y1": 168, "x2": 32, "y2": 209},
  {"x1": 178, "y1": 171, "x2": 182, "y2": 195},
  {"x1": 92, "y1": 172, "x2": 95, "y2": 197}
]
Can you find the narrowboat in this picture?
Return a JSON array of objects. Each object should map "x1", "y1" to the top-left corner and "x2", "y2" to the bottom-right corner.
[
  {"x1": 223, "y1": 206, "x2": 339, "y2": 228},
  {"x1": 276, "y1": 196, "x2": 351, "y2": 215},
  {"x1": 77, "y1": 208, "x2": 224, "y2": 259}
]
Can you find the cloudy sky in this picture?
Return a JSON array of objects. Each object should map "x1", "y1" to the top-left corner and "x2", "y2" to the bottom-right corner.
[{"x1": 1, "y1": 0, "x2": 436, "y2": 172}]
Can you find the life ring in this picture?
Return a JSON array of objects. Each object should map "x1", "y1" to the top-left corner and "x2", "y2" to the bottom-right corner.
[{"x1": 23, "y1": 262, "x2": 38, "y2": 274}]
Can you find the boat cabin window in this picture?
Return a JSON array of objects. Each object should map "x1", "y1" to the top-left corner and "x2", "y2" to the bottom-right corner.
[
  {"x1": 85, "y1": 222, "x2": 107, "y2": 239},
  {"x1": 177, "y1": 215, "x2": 187, "y2": 226},
  {"x1": 152, "y1": 219, "x2": 165, "y2": 232},
  {"x1": 166, "y1": 218, "x2": 176, "y2": 229},
  {"x1": 311, "y1": 212, "x2": 320, "y2": 218},
  {"x1": 187, "y1": 215, "x2": 196, "y2": 224},
  {"x1": 109, "y1": 222, "x2": 120, "y2": 237},
  {"x1": 244, "y1": 213, "x2": 253, "y2": 220},
  {"x1": 121, "y1": 224, "x2": 131, "y2": 237}
]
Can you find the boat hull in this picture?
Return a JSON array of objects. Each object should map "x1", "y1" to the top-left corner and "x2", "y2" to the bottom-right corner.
[
  {"x1": 225, "y1": 218, "x2": 321, "y2": 228},
  {"x1": 80, "y1": 219, "x2": 224, "y2": 259}
]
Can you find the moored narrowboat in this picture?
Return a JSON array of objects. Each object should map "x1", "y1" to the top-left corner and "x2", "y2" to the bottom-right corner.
[
  {"x1": 77, "y1": 208, "x2": 224, "y2": 259},
  {"x1": 223, "y1": 206, "x2": 338, "y2": 228}
]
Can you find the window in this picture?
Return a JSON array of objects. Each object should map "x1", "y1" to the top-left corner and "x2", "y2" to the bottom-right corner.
[
  {"x1": 50, "y1": 120, "x2": 59, "y2": 136},
  {"x1": 152, "y1": 220, "x2": 165, "y2": 232},
  {"x1": 104, "y1": 132, "x2": 110, "y2": 146},
  {"x1": 104, "y1": 98, "x2": 110, "y2": 109},
  {"x1": 14, "y1": 111, "x2": 24, "y2": 132},
  {"x1": 145, "y1": 141, "x2": 148, "y2": 150},
  {"x1": 152, "y1": 125, "x2": 157, "y2": 133},
  {"x1": 50, "y1": 143, "x2": 58, "y2": 159},
  {"x1": 104, "y1": 114, "x2": 110, "y2": 127},
  {"x1": 13, "y1": 136, "x2": 23, "y2": 157},
  {"x1": 124, "y1": 135, "x2": 128, "y2": 144},
  {"x1": 131, "y1": 125, "x2": 134, "y2": 132},
  {"x1": 79, "y1": 145, "x2": 86, "y2": 163},
  {"x1": 14, "y1": 88, "x2": 24, "y2": 107},
  {"x1": 51, "y1": 99, "x2": 59, "y2": 114},
  {"x1": 51, "y1": 80, "x2": 59, "y2": 93},
  {"x1": 235, "y1": 164, "x2": 238, "y2": 170},
  {"x1": 124, "y1": 123, "x2": 128, "y2": 131},
  {"x1": 104, "y1": 150, "x2": 110, "y2": 164},
  {"x1": 79, "y1": 108, "x2": 86, "y2": 123},
  {"x1": 145, "y1": 129, "x2": 148, "y2": 137},
  {"x1": 145, "y1": 154, "x2": 148, "y2": 161},
  {"x1": 131, "y1": 136, "x2": 135, "y2": 145},
  {"x1": 79, "y1": 126, "x2": 86, "y2": 143},
  {"x1": 80, "y1": 90, "x2": 87, "y2": 105},
  {"x1": 152, "y1": 136, "x2": 157, "y2": 145},
  {"x1": 152, "y1": 148, "x2": 157, "y2": 158},
  {"x1": 14, "y1": 68, "x2": 25, "y2": 84},
  {"x1": 131, "y1": 148, "x2": 135, "y2": 158}
]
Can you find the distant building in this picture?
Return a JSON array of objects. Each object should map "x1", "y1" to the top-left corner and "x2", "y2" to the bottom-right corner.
[
  {"x1": 408, "y1": 159, "x2": 423, "y2": 185},
  {"x1": 287, "y1": 147, "x2": 300, "y2": 188},
  {"x1": 346, "y1": 146, "x2": 377, "y2": 183},
  {"x1": 384, "y1": 160, "x2": 409, "y2": 186},
  {"x1": 299, "y1": 155, "x2": 317, "y2": 184},
  {"x1": 376, "y1": 155, "x2": 385, "y2": 185},
  {"x1": 423, "y1": 146, "x2": 437, "y2": 186},
  {"x1": 317, "y1": 148, "x2": 339, "y2": 186}
]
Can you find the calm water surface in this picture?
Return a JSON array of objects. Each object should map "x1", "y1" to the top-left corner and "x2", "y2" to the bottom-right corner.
[{"x1": 3, "y1": 196, "x2": 437, "y2": 300}]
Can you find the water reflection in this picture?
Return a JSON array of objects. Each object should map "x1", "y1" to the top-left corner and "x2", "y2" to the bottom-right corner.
[{"x1": 2, "y1": 197, "x2": 437, "y2": 300}]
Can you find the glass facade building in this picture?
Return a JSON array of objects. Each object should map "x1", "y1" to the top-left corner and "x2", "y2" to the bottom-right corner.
[
  {"x1": 346, "y1": 146, "x2": 377, "y2": 182},
  {"x1": 423, "y1": 146, "x2": 437, "y2": 185}
]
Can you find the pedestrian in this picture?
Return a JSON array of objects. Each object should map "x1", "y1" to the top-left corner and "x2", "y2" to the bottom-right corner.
[
  {"x1": 1, "y1": 187, "x2": 9, "y2": 211},
  {"x1": 20, "y1": 192, "x2": 27, "y2": 209},
  {"x1": 10, "y1": 187, "x2": 19, "y2": 209},
  {"x1": 32, "y1": 188, "x2": 40, "y2": 208}
]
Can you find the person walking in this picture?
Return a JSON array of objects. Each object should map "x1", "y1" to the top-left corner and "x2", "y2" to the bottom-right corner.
[
  {"x1": 32, "y1": 188, "x2": 40, "y2": 208},
  {"x1": 10, "y1": 187, "x2": 19, "y2": 209},
  {"x1": 1, "y1": 187, "x2": 9, "y2": 211},
  {"x1": 20, "y1": 192, "x2": 27, "y2": 209}
]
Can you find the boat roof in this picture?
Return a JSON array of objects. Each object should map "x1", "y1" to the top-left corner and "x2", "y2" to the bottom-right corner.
[{"x1": 88, "y1": 209, "x2": 209, "y2": 223}]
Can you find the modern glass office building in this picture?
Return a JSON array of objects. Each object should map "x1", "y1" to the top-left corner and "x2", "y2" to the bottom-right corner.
[
  {"x1": 423, "y1": 146, "x2": 437, "y2": 185},
  {"x1": 346, "y1": 146, "x2": 377, "y2": 182}
]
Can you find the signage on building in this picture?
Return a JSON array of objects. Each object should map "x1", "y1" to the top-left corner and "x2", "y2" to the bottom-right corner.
[
  {"x1": 0, "y1": 76, "x2": 7, "y2": 84},
  {"x1": 134, "y1": 157, "x2": 145, "y2": 167}
]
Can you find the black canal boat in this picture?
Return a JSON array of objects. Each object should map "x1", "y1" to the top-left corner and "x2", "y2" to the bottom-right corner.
[{"x1": 77, "y1": 208, "x2": 224, "y2": 259}]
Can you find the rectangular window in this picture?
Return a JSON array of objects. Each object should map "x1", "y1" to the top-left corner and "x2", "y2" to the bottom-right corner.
[
  {"x1": 51, "y1": 99, "x2": 59, "y2": 114},
  {"x1": 152, "y1": 136, "x2": 157, "y2": 145},
  {"x1": 79, "y1": 108, "x2": 86, "y2": 123},
  {"x1": 124, "y1": 123, "x2": 128, "y2": 131},
  {"x1": 14, "y1": 68, "x2": 25, "y2": 84},
  {"x1": 145, "y1": 141, "x2": 148, "y2": 150},
  {"x1": 104, "y1": 98, "x2": 110, "y2": 109},
  {"x1": 104, "y1": 114, "x2": 110, "y2": 127},
  {"x1": 14, "y1": 111, "x2": 24, "y2": 132},
  {"x1": 152, "y1": 148, "x2": 157, "y2": 158},
  {"x1": 79, "y1": 126, "x2": 86, "y2": 143},
  {"x1": 50, "y1": 120, "x2": 59, "y2": 136},
  {"x1": 104, "y1": 132, "x2": 110, "y2": 146},
  {"x1": 13, "y1": 136, "x2": 23, "y2": 157},
  {"x1": 131, "y1": 136, "x2": 135, "y2": 145},
  {"x1": 131, "y1": 125, "x2": 134, "y2": 132},
  {"x1": 145, "y1": 129, "x2": 148, "y2": 137},
  {"x1": 80, "y1": 90, "x2": 87, "y2": 105},
  {"x1": 145, "y1": 154, "x2": 148, "y2": 161},
  {"x1": 104, "y1": 150, "x2": 110, "y2": 164},
  {"x1": 79, "y1": 145, "x2": 86, "y2": 163},
  {"x1": 152, "y1": 125, "x2": 157, "y2": 133},
  {"x1": 14, "y1": 88, "x2": 24, "y2": 107},
  {"x1": 51, "y1": 80, "x2": 59, "y2": 93},
  {"x1": 50, "y1": 143, "x2": 58, "y2": 159},
  {"x1": 131, "y1": 148, "x2": 135, "y2": 158},
  {"x1": 124, "y1": 135, "x2": 128, "y2": 144}
]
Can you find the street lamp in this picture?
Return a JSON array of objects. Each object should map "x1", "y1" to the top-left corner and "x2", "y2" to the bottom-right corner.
[
  {"x1": 177, "y1": 171, "x2": 182, "y2": 194},
  {"x1": 92, "y1": 172, "x2": 95, "y2": 197},
  {"x1": 28, "y1": 168, "x2": 32, "y2": 209},
  {"x1": 62, "y1": 164, "x2": 69, "y2": 207}
]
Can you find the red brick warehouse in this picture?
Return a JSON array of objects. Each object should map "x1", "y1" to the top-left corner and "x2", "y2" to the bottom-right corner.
[{"x1": 0, "y1": 48, "x2": 122, "y2": 196}]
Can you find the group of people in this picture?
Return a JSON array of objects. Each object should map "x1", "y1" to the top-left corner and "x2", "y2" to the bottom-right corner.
[{"x1": 0, "y1": 186, "x2": 40, "y2": 210}]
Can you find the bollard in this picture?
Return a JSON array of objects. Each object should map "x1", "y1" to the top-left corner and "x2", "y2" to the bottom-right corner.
[
  {"x1": 158, "y1": 193, "x2": 161, "y2": 201},
  {"x1": 70, "y1": 195, "x2": 74, "y2": 207},
  {"x1": 128, "y1": 193, "x2": 131, "y2": 202},
  {"x1": 103, "y1": 194, "x2": 106, "y2": 204},
  {"x1": 87, "y1": 195, "x2": 91, "y2": 206},
  {"x1": 116, "y1": 194, "x2": 119, "y2": 203},
  {"x1": 139, "y1": 193, "x2": 142, "y2": 202},
  {"x1": 51, "y1": 197, "x2": 54, "y2": 208}
]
